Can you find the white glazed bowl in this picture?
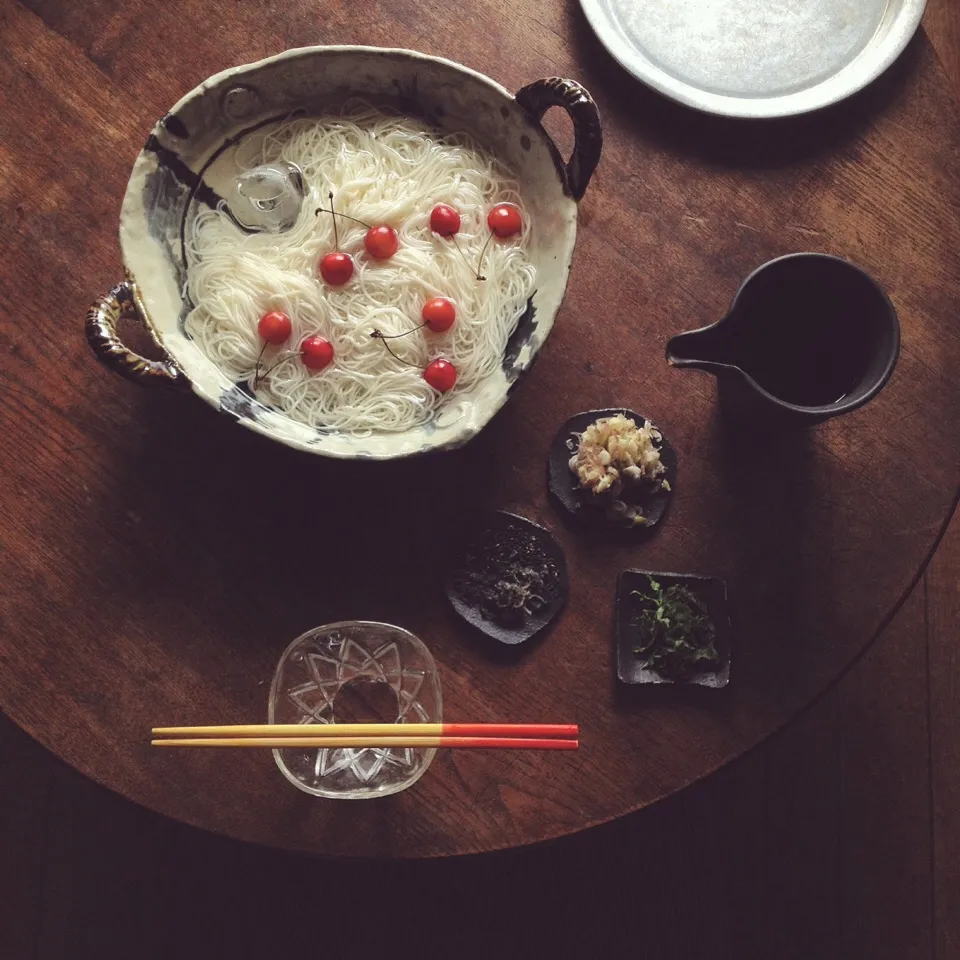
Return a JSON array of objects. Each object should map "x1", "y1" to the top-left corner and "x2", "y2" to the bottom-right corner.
[{"x1": 86, "y1": 46, "x2": 601, "y2": 459}]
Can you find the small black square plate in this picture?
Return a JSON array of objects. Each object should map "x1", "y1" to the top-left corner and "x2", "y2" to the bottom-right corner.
[{"x1": 615, "y1": 570, "x2": 731, "y2": 688}]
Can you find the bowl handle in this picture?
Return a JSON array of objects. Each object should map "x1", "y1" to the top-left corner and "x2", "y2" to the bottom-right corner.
[
  {"x1": 85, "y1": 279, "x2": 189, "y2": 388},
  {"x1": 514, "y1": 78, "x2": 602, "y2": 201}
]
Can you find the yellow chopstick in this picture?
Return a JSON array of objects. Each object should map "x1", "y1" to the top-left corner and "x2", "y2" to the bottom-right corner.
[
  {"x1": 151, "y1": 722, "x2": 578, "y2": 738},
  {"x1": 152, "y1": 736, "x2": 579, "y2": 750}
]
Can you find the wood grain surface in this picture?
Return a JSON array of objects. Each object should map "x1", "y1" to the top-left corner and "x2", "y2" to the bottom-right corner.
[
  {"x1": 1, "y1": 0, "x2": 959, "y2": 857},
  {"x1": 928, "y1": 488, "x2": 960, "y2": 960},
  {"x1": 927, "y1": 0, "x2": 960, "y2": 104}
]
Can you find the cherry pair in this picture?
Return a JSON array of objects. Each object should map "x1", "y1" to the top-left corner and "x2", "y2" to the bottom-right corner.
[
  {"x1": 429, "y1": 202, "x2": 522, "y2": 239},
  {"x1": 256, "y1": 311, "x2": 334, "y2": 383},
  {"x1": 316, "y1": 192, "x2": 400, "y2": 286},
  {"x1": 255, "y1": 310, "x2": 457, "y2": 393},
  {"x1": 430, "y1": 202, "x2": 522, "y2": 281}
]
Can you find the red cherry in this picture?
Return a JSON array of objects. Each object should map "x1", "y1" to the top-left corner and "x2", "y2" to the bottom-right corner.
[
  {"x1": 423, "y1": 358, "x2": 457, "y2": 392},
  {"x1": 301, "y1": 336, "x2": 334, "y2": 371},
  {"x1": 319, "y1": 252, "x2": 354, "y2": 285},
  {"x1": 257, "y1": 311, "x2": 292, "y2": 345},
  {"x1": 364, "y1": 225, "x2": 399, "y2": 260},
  {"x1": 487, "y1": 203, "x2": 523, "y2": 238},
  {"x1": 430, "y1": 204, "x2": 461, "y2": 237},
  {"x1": 422, "y1": 297, "x2": 456, "y2": 333}
]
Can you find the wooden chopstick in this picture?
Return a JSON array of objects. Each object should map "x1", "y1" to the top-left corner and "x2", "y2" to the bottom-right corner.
[
  {"x1": 151, "y1": 723, "x2": 578, "y2": 739},
  {"x1": 152, "y1": 736, "x2": 578, "y2": 750}
]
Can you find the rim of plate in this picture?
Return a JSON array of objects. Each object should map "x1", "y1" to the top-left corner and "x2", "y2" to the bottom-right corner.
[{"x1": 578, "y1": 0, "x2": 927, "y2": 119}]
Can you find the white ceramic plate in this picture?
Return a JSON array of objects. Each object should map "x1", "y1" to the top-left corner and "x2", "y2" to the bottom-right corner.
[{"x1": 580, "y1": 0, "x2": 927, "y2": 118}]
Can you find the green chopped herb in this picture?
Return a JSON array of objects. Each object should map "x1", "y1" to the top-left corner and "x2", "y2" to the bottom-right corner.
[{"x1": 631, "y1": 578, "x2": 720, "y2": 679}]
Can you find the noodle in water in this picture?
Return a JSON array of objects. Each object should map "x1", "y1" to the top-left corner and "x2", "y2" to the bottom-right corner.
[{"x1": 185, "y1": 107, "x2": 536, "y2": 436}]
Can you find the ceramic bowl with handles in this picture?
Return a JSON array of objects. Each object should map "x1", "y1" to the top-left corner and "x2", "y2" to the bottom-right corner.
[{"x1": 85, "y1": 46, "x2": 601, "y2": 459}]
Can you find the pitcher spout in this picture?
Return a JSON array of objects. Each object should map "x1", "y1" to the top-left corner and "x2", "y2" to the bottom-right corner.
[{"x1": 665, "y1": 323, "x2": 730, "y2": 371}]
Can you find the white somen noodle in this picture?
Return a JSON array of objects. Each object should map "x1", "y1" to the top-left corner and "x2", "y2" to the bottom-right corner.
[{"x1": 184, "y1": 106, "x2": 536, "y2": 436}]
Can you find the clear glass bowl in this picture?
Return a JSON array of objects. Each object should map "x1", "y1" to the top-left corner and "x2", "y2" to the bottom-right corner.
[{"x1": 268, "y1": 621, "x2": 442, "y2": 799}]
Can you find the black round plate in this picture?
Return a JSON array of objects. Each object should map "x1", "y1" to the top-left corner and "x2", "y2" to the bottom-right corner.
[
  {"x1": 444, "y1": 511, "x2": 568, "y2": 646},
  {"x1": 547, "y1": 408, "x2": 676, "y2": 538}
]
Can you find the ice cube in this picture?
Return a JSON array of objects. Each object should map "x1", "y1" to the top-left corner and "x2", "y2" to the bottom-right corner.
[{"x1": 229, "y1": 161, "x2": 305, "y2": 233}]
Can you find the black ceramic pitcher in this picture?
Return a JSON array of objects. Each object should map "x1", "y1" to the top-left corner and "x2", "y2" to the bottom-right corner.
[{"x1": 666, "y1": 254, "x2": 900, "y2": 426}]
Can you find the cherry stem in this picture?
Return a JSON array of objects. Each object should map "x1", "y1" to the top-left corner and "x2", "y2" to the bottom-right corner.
[
  {"x1": 451, "y1": 235, "x2": 484, "y2": 281},
  {"x1": 372, "y1": 322, "x2": 428, "y2": 340},
  {"x1": 314, "y1": 206, "x2": 372, "y2": 230},
  {"x1": 371, "y1": 329, "x2": 420, "y2": 367},
  {"x1": 474, "y1": 232, "x2": 494, "y2": 282},
  {"x1": 329, "y1": 191, "x2": 339, "y2": 249},
  {"x1": 254, "y1": 353, "x2": 297, "y2": 389},
  {"x1": 253, "y1": 342, "x2": 268, "y2": 387}
]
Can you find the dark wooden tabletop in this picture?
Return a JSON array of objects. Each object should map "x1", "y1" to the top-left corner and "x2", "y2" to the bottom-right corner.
[{"x1": 2, "y1": 0, "x2": 959, "y2": 858}]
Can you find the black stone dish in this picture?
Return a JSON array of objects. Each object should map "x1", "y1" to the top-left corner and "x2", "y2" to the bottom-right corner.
[
  {"x1": 548, "y1": 409, "x2": 676, "y2": 537},
  {"x1": 615, "y1": 570, "x2": 731, "y2": 688},
  {"x1": 445, "y1": 511, "x2": 568, "y2": 645}
]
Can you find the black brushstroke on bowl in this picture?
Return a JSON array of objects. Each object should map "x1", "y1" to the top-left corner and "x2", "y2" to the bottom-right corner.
[
  {"x1": 161, "y1": 113, "x2": 190, "y2": 139},
  {"x1": 219, "y1": 381, "x2": 270, "y2": 423},
  {"x1": 143, "y1": 136, "x2": 224, "y2": 211},
  {"x1": 502, "y1": 295, "x2": 537, "y2": 379}
]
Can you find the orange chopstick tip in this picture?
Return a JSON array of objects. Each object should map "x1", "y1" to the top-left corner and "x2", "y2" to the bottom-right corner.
[{"x1": 442, "y1": 723, "x2": 578, "y2": 738}]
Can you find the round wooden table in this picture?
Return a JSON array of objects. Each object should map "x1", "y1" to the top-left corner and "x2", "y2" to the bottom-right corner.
[{"x1": 2, "y1": 3, "x2": 959, "y2": 858}]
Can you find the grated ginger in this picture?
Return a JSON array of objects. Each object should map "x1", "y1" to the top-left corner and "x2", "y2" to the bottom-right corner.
[{"x1": 568, "y1": 413, "x2": 667, "y2": 524}]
